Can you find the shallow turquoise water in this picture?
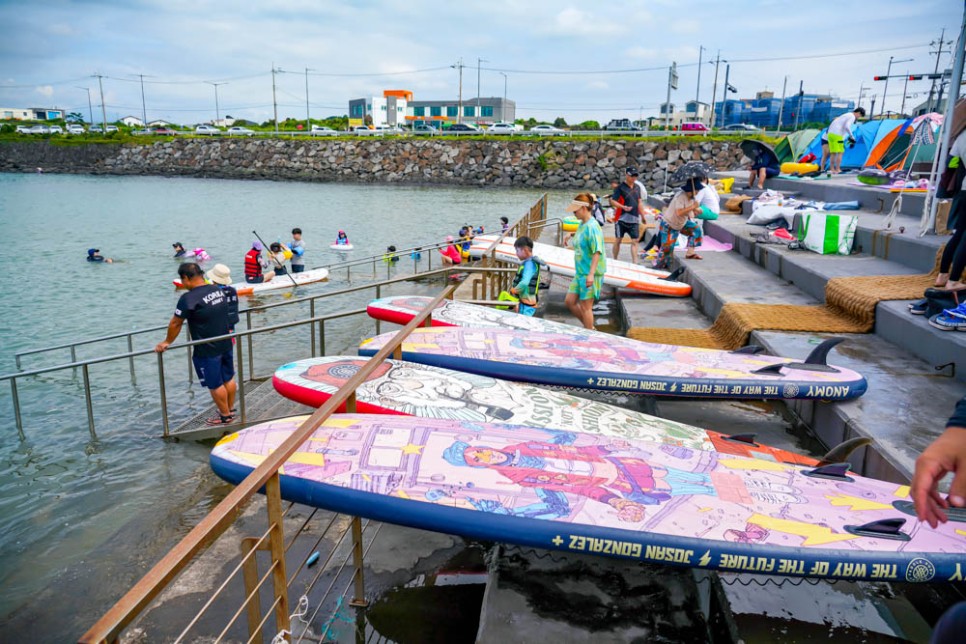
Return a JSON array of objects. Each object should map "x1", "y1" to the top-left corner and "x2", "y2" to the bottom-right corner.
[{"x1": 0, "y1": 173, "x2": 567, "y2": 640}]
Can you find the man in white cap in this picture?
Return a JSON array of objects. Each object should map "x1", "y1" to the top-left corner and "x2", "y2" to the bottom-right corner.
[{"x1": 206, "y1": 263, "x2": 240, "y2": 332}]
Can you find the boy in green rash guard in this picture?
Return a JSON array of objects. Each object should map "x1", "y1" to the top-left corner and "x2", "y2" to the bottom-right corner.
[{"x1": 509, "y1": 236, "x2": 541, "y2": 316}]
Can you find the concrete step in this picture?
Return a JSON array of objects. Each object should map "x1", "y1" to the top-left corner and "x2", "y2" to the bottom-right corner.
[
  {"x1": 617, "y1": 231, "x2": 962, "y2": 484},
  {"x1": 704, "y1": 214, "x2": 966, "y2": 385}
]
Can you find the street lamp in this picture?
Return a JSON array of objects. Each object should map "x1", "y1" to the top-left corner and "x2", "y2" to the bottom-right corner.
[
  {"x1": 499, "y1": 72, "x2": 508, "y2": 121},
  {"x1": 205, "y1": 81, "x2": 227, "y2": 125},
  {"x1": 881, "y1": 56, "x2": 913, "y2": 117},
  {"x1": 75, "y1": 86, "x2": 93, "y2": 125}
]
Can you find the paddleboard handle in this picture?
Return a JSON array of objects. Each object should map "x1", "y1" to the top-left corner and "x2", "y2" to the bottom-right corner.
[
  {"x1": 732, "y1": 345, "x2": 766, "y2": 355},
  {"x1": 802, "y1": 462, "x2": 854, "y2": 482},
  {"x1": 723, "y1": 433, "x2": 759, "y2": 446},
  {"x1": 844, "y1": 518, "x2": 910, "y2": 542}
]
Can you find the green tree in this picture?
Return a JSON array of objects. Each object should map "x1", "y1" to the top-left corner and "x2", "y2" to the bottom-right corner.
[
  {"x1": 578, "y1": 120, "x2": 600, "y2": 130},
  {"x1": 553, "y1": 117, "x2": 568, "y2": 128}
]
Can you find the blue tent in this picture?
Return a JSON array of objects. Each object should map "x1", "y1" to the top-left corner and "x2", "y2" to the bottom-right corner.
[{"x1": 801, "y1": 119, "x2": 906, "y2": 169}]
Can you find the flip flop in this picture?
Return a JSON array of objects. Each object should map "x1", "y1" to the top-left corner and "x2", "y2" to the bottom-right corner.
[
  {"x1": 206, "y1": 414, "x2": 237, "y2": 426},
  {"x1": 685, "y1": 254, "x2": 703, "y2": 260}
]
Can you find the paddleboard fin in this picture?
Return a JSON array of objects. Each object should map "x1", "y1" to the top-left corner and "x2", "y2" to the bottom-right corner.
[
  {"x1": 892, "y1": 500, "x2": 966, "y2": 523},
  {"x1": 751, "y1": 363, "x2": 785, "y2": 375},
  {"x1": 723, "y1": 433, "x2": 759, "y2": 446},
  {"x1": 732, "y1": 345, "x2": 766, "y2": 355},
  {"x1": 802, "y1": 462, "x2": 854, "y2": 482},
  {"x1": 844, "y1": 518, "x2": 910, "y2": 542},
  {"x1": 804, "y1": 337, "x2": 845, "y2": 366},
  {"x1": 817, "y1": 437, "x2": 873, "y2": 466},
  {"x1": 753, "y1": 338, "x2": 846, "y2": 374},
  {"x1": 661, "y1": 267, "x2": 686, "y2": 282}
]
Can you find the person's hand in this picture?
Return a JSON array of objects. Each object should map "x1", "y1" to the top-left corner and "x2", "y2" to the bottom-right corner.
[
  {"x1": 585, "y1": 275, "x2": 593, "y2": 287},
  {"x1": 911, "y1": 426, "x2": 966, "y2": 528},
  {"x1": 155, "y1": 341, "x2": 170, "y2": 353}
]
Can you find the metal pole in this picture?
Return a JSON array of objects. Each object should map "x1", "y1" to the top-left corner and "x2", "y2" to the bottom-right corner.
[
  {"x1": 138, "y1": 74, "x2": 147, "y2": 127},
  {"x1": 477, "y1": 57, "x2": 488, "y2": 122},
  {"x1": 157, "y1": 352, "x2": 169, "y2": 438},
  {"x1": 82, "y1": 364, "x2": 96, "y2": 440},
  {"x1": 664, "y1": 64, "x2": 672, "y2": 133},
  {"x1": 928, "y1": 28, "x2": 948, "y2": 113},
  {"x1": 246, "y1": 310, "x2": 254, "y2": 378},
  {"x1": 76, "y1": 87, "x2": 94, "y2": 126},
  {"x1": 184, "y1": 326, "x2": 193, "y2": 384},
  {"x1": 721, "y1": 64, "x2": 731, "y2": 127},
  {"x1": 95, "y1": 74, "x2": 108, "y2": 132},
  {"x1": 794, "y1": 81, "x2": 803, "y2": 131},
  {"x1": 709, "y1": 52, "x2": 721, "y2": 129},
  {"x1": 305, "y1": 67, "x2": 314, "y2": 132},
  {"x1": 776, "y1": 75, "x2": 788, "y2": 133},
  {"x1": 501, "y1": 72, "x2": 508, "y2": 121},
  {"x1": 695, "y1": 45, "x2": 704, "y2": 107},
  {"x1": 11, "y1": 379, "x2": 24, "y2": 441},
  {"x1": 883, "y1": 56, "x2": 894, "y2": 118},
  {"x1": 127, "y1": 334, "x2": 135, "y2": 383},
  {"x1": 272, "y1": 64, "x2": 279, "y2": 133},
  {"x1": 236, "y1": 333, "x2": 246, "y2": 425},
  {"x1": 900, "y1": 72, "x2": 910, "y2": 117},
  {"x1": 309, "y1": 299, "x2": 317, "y2": 356}
]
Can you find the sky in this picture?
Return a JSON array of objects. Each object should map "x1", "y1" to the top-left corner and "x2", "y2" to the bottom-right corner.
[{"x1": 0, "y1": 0, "x2": 962, "y2": 126}]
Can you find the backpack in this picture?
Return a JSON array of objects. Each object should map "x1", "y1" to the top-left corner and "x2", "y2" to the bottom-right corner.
[{"x1": 592, "y1": 201, "x2": 606, "y2": 225}]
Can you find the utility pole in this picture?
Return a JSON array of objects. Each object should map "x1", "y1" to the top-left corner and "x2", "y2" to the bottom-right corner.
[
  {"x1": 721, "y1": 64, "x2": 731, "y2": 127},
  {"x1": 134, "y1": 73, "x2": 150, "y2": 127},
  {"x1": 76, "y1": 86, "x2": 93, "y2": 125},
  {"x1": 709, "y1": 51, "x2": 721, "y2": 128},
  {"x1": 665, "y1": 61, "x2": 677, "y2": 133},
  {"x1": 477, "y1": 57, "x2": 488, "y2": 120},
  {"x1": 272, "y1": 64, "x2": 279, "y2": 133},
  {"x1": 870, "y1": 94, "x2": 877, "y2": 119},
  {"x1": 857, "y1": 81, "x2": 867, "y2": 110},
  {"x1": 880, "y1": 56, "x2": 914, "y2": 117},
  {"x1": 305, "y1": 67, "x2": 315, "y2": 132},
  {"x1": 927, "y1": 28, "x2": 952, "y2": 113},
  {"x1": 776, "y1": 75, "x2": 788, "y2": 133},
  {"x1": 695, "y1": 45, "x2": 704, "y2": 108},
  {"x1": 900, "y1": 70, "x2": 911, "y2": 116},
  {"x1": 500, "y1": 72, "x2": 508, "y2": 121},
  {"x1": 94, "y1": 73, "x2": 107, "y2": 131},
  {"x1": 205, "y1": 81, "x2": 226, "y2": 124},
  {"x1": 794, "y1": 81, "x2": 804, "y2": 130},
  {"x1": 453, "y1": 58, "x2": 464, "y2": 124}
]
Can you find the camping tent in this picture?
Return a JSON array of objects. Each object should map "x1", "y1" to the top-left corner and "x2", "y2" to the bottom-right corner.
[
  {"x1": 775, "y1": 128, "x2": 820, "y2": 164},
  {"x1": 800, "y1": 119, "x2": 907, "y2": 169},
  {"x1": 866, "y1": 113, "x2": 943, "y2": 171}
]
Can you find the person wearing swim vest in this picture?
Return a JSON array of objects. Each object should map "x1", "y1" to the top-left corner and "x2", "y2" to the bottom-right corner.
[
  {"x1": 507, "y1": 236, "x2": 541, "y2": 316},
  {"x1": 244, "y1": 240, "x2": 275, "y2": 284}
]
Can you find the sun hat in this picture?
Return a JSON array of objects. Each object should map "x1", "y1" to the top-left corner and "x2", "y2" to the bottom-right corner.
[
  {"x1": 252, "y1": 240, "x2": 263, "y2": 251},
  {"x1": 206, "y1": 263, "x2": 232, "y2": 286},
  {"x1": 172, "y1": 242, "x2": 183, "y2": 248},
  {"x1": 564, "y1": 200, "x2": 589, "y2": 212},
  {"x1": 445, "y1": 235, "x2": 454, "y2": 242}
]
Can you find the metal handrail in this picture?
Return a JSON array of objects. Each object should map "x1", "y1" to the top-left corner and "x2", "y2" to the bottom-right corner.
[{"x1": 78, "y1": 284, "x2": 459, "y2": 643}]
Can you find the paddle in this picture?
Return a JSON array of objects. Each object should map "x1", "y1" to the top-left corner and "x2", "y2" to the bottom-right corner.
[{"x1": 252, "y1": 230, "x2": 299, "y2": 288}]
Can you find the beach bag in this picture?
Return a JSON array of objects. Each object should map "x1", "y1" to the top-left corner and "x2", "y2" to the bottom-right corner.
[{"x1": 797, "y1": 212, "x2": 857, "y2": 255}]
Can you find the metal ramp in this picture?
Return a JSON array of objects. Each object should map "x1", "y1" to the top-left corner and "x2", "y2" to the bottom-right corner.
[{"x1": 168, "y1": 378, "x2": 315, "y2": 441}]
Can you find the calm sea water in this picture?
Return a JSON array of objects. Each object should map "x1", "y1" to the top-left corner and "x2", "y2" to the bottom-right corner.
[{"x1": 0, "y1": 173, "x2": 570, "y2": 641}]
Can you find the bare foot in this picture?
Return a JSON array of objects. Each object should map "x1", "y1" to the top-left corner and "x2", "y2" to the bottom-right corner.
[{"x1": 936, "y1": 273, "x2": 950, "y2": 287}]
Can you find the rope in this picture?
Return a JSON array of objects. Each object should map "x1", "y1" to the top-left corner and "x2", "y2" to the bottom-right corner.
[
  {"x1": 270, "y1": 595, "x2": 311, "y2": 644},
  {"x1": 628, "y1": 248, "x2": 944, "y2": 350}
]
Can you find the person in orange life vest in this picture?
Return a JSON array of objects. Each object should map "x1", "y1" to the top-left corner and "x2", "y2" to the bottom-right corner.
[{"x1": 244, "y1": 241, "x2": 275, "y2": 284}]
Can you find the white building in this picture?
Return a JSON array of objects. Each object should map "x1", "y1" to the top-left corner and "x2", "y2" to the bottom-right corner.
[{"x1": 120, "y1": 116, "x2": 144, "y2": 127}]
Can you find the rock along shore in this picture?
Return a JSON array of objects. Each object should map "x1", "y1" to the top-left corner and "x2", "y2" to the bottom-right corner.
[{"x1": 0, "y1": 138, "x2": 750, "y2": 191}]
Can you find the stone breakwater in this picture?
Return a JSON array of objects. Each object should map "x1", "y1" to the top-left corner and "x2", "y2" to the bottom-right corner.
[{"x1": 0, "y1": 138, "x2": 751, "y2": 191}]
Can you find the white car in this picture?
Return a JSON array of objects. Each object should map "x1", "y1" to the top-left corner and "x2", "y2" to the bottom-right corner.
[
  {"x1": 487, "y1": 122, "x2": 521, "y2": 134},
  {"x1": 28, "y1": 125, "x2": 50, "y2": 134},
  {"x1": 15, "y1": 125, "x2": 31, "y2": 134},
  {"x1": 195, "y1": 124, "x2": 222, "y2": 135},
  {"x1": 66, "y1": 124, "x2": 86, "y2": 135},
  {"x1": 48, "y1": 125, "x2": 64, "y2": 134},
  {"x1": 310, "y1": 125, "x2": 339, "y2": 136},
  {"x1": 227, "y1": 126, "x2": 255, "y2": 137},
  {"x1": 529, "y1": 124, "x2": 567, "y2": 136},
  {"x1": 105, "y1": 125, "x2": 119, "y2": 133}
]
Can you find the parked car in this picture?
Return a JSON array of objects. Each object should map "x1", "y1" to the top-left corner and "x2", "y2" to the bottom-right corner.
[
  {"x1": 195, "y1": 124, "x2": 222, "y2": 135},
  {"x1": 529, "y1": 124, "x2": 567, "y2": 136},
  {"x1": 105, "y1": 125, "x2": 119, "y2": 133},
  {"x1": 446, "y1": 123, "x2": 480, "y2": 133},
  {"x1": 487, "y1": 122, "x2": 521, "y2": 134},
  {"x1": 66, "y1": 124, "x2": 86, "y2": 135},
  {"x1": 15, "y1": 125, "x2": 32, "y2": 134},
  {"x1": 89, "y1": 125, "x2": 103, "y2": 133},
  {"x1": 412, "y1": 124, "x2": 438, "y2": 135},
  {"x1": 721, "y1": 123, "x2": 759, "y2": 131},
  {"x1": 48, "y1": 125, "x2": 64, "y2": 134},
  {"x1": 132, "y1": 128, "x2": 152, "y2": 136},
  {"x1": 310, "y1": 125, "x2": 339, "y2": 136},
  {"x1": 28, "y1": 125, "x2": 50, "y2": 134},
  {"x1": 227, "y1": 126, "x2": 255, "y2": 137},
  {"x1": 152, "y1": 127, "x2": 178, "y2": 136},
  {"x1": 680, "y1": 122, "x2": 710, "y2": 133}
]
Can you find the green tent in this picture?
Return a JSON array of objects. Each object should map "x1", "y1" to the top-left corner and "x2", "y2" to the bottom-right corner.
[{"x1": 775, "y1": 128, "x2": 821, "y2": 164}]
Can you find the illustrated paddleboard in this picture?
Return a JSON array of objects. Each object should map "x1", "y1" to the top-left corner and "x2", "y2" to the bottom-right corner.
[
  {"x1": 359, "y1": 326, "x2": 867, "y2": 401},
  {"x1": 273, "y1": 356, "x2": 819, "y2": 465},
  {"x1": 173, "y1": 267, "x2": 329, "y2": 296},
  {"x1": 211, "y1": 414, "x2": 966, "y2": 583},
  {"x1": 469, "y1": 234, "x2": 691, "y2": 297}
]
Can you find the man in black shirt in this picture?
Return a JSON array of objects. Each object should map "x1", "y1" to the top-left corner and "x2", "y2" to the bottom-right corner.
[
  {"x1": 155, "y1": 262, "x2": 237, "y2": 426},
  {"x1": 610, "y1": 167, "x2": 645, "y2": 265}
]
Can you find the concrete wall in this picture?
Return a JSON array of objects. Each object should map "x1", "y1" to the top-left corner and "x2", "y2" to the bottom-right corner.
[{"x1": 0, "y1": 138, "x2": 750, "y2": 192}]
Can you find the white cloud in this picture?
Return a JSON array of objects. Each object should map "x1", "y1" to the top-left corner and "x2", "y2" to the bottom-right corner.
[
  {"x1": 35, "y1": 85, "x2": 53, "y2": 98},
  {"x1": 543, "y1": 7, "x2": 625, "y2": 36},
  {"x1": 626, "y1": 47, "x2": 659, "y2": 60}
]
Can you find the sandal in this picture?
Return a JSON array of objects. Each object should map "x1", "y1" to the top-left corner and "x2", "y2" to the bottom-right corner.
[
  {"x1": 206, "y1": 414, "x2": 237, "y2": 426},
  {"x1": 685, "y1": 253, "x2": 703, "y2": 260}
]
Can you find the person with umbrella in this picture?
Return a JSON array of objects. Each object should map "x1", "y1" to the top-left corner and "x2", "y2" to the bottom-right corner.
[
  {"x1": 742, "y1": 139, "x2": 780, "y2": 190},
  {"x1": 654, "y1": 178, "x2": 705, "y2": 269}
]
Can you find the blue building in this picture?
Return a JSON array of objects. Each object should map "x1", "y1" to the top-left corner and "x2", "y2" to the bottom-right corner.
[{"x1": 714, "y1": 91, "x2": 854, "y2": 129}]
